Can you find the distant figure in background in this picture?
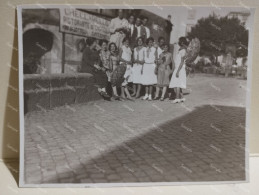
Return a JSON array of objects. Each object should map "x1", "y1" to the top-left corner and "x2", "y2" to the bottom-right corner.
[
  {"x1": 165, "y1": 15, "x2": 173, "y2": 43},
  {"x1": 142, "y1": 16, "x2": 150, "y2": 40},
  {"x1": 109, "y1": 9, "x2": 129, "y2": 49},
  {"x1": 127, "y1": 14, "x2": 138, "y2": 50},
  {"x1": 135, "y1": 16, "x2": 146, "y2": 43},
  {"x1": 80, "y1": 37, "x2": 110, "y2": 100},
  {"x1": 225, "y1": 52, "x2": 233, "y2": 77}
]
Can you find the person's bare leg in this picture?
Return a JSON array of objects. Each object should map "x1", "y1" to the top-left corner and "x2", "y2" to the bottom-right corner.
[
  {"x1": 154, "y1": 86, "x2": 160, "y2": 98},
  {"x1": 161, "y1": 86, "x2": 167, "y2": 99},
  {"x1": 143, "y1": 86, "x2": 149, "y2": 100},
  {"x1": 176, "y1": 87, "x2": 180, "y2": 99},
  {"x1": 136, "y1": 84, "x2": 141, "y2": 98},
  {"x1": 132, "y1": 84, "x2": 136, "y2": 96},
  {"x1": 125, "y1": 86, "x2": 133, "y2": 100},
  {"x1": 112, "y1": 86, "x2": 119, "y2": 96},
  {"x1": 121, "y1": 86, "x2": 126, "y2": 98},
  {"x1": 148, "y1": 85, "x2": 153, "y2": 100}
]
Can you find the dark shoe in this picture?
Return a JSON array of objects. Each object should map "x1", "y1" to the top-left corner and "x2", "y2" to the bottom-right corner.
[
  {"x1": 154, "y1": 96, "x2": 160, "y2": 100},
  {"x1": 100, "y1": 91, "x2": 111, "y2": 100},
  {"x1": 160, "y1": 97, "x2": 164, "y2": 101},
  {"x1": 113, "y1": 95, "x2": 120, "y2": 101}
]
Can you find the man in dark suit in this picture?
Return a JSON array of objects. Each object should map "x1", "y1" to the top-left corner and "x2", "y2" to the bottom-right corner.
[
  {"x1": 135, "y1": 16, "x2": 146, "y2": 44},
  {"x1": 127, "y1": 14, "x2": 138, "y2": 50}
]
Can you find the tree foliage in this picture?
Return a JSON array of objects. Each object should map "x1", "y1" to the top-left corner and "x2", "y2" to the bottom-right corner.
[{"x1": 188, "y1": 13, "x2": 248, "y2": 57}]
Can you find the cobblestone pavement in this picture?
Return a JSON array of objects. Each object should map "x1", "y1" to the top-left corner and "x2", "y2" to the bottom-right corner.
[{"x1": 24, "y1": 74, "x2": 247, "y2": 184}]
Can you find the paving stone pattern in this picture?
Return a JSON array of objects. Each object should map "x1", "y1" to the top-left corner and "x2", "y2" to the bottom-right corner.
[{"x1": 24, "y1": 74, "x2": 247, "y2": 184}]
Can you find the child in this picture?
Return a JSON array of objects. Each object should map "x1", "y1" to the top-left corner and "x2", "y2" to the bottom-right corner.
[
  {"x1": 169, "y1": 37, "x2": 188, "y2": 103},
  {"x1": 141, "y1": 37, "x2": 157, "y2": 100},
  {"x1": 119, "y1": 37, "x2": 133, "y2": 100},
  {"x1": 132, "y1": 37, "x2": 145, "y2": 98}
]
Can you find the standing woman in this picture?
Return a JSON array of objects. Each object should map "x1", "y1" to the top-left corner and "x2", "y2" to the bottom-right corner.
[
  {"x1": 141, "y1": 37, "x2": 157, "y2": 100},
  {"x1": 169, "y1": 37, "x2": 188, "y2": 103},
  {"x1": 132, "y1": 37, "x2": 145, "y2": 98},
  {"x1": 119, "y1": 37, "x2": 133, "y2": 100},
  {"x1": 109, "y1": 42, "x2": 123, "y2": 100},
  {"x1": 154, "y1": 44, "x2": 174, "y2": 101}
]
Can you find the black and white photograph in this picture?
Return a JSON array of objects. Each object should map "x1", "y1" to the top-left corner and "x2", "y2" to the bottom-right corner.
[{"x1": 18, "y1": 5, "x2": 255, "y2": 187}]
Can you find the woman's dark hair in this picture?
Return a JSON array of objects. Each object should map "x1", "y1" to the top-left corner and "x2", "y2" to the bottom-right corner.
[
  {"x1": 86, "y1": 37, "x2": 96, "y2": 46},
  {"x1": 99, "y1": 39, "x2": 108, "y2": 46},
  {"x1": 108, "y1": 42, "x2": 117, "y2": 51},
  {"x1": 158, "y1": 36, "x2": 165, "y2": 43},
  {"x1": 122, "y1": 37, "x2": 130, "y2": 43},
  {"x1": 178, "y1": 37, "x2": 188, "y2": 47},
  {"x1": 142, "y1": 16, "x2": 148, "y2": 21},
  {"x1": 162, "y1": 43, "x2": 170, "y2": 51},
  {"x1": 136, "y1": 37, "x2": 144, "y2": 44},
  {"x1": 146, "y1": 37, "x2": 154, "y2": 45}
]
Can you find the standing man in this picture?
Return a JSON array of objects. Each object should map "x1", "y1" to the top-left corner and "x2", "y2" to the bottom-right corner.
[
  {"x1": 127, "y1": 14, "x2": 138, "y2": 50},
  {"x1": 109, "y1": 9, "x2": 129, "y2": 49},
  {"x1": 165, "y1": 15, "x2": 173, "y2": 43},
  {"x1": 135, "y1": 16, "x2": 146, "y2": 43},
  {"x1": 142, "y1": 16, "x2": 150, "y2": 40}
]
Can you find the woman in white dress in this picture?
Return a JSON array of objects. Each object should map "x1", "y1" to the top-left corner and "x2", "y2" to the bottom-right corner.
[
  {"x1": 119, "y1": 37, "x2": 133, "y2": 100},
  {"x1": 169, "y1": 37, "x2": 188, "y2": 103},
  {"x1": 141, "y1": 37, "x2": 157, "y2": 101},
  {"x1": 132, "y1": 37, "x2": 145, "y2": 98}
]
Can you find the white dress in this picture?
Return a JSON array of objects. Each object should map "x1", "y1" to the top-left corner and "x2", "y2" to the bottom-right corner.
[
  {"x1": 141, "y1": 47, "x2": 157, "y2": 85},
  {"x1": 169, "y1": 49, "x2": 186, "y2": 89},
  {"x1": 120, "y1": 45, "x2": 133, "y2": 86},
  {"x1": 132, "y1": 47, "x2": 146, "y2": 84}
]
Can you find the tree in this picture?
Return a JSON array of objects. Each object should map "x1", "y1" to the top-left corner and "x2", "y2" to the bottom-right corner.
[{"x1": 188, "y1": 13, "x2": 248, "y2": 60}]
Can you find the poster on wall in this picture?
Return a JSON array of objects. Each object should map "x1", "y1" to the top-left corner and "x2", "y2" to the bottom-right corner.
[{"x1": 17, "y1": 4, "x2": 255, "y2": 187}]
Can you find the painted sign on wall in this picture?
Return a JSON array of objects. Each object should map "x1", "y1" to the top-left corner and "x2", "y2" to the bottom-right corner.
[{"x1": 60, "y1": 8, "x2": 110, "y2": 40}]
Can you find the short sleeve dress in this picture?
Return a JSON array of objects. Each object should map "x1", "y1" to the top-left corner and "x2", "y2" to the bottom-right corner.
[
  {"x1": 169, "y1": 49, "x2": 186, "y2": 89},
  {"x1": 132, "y1": 46, "x2": 146, "y2": 84},
  {"x1": 141, "y1": 46, "x2": 158, "y2": 85}
]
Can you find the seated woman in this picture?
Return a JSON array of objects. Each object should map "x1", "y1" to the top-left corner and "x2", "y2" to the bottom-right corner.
[
  {"x1": 79, "y1": 37, "x2": 110, "y2": 100},
  {"x1": 154, "y1": 44, "x2": 174, "y2": 101},
  {"x1": 99, "y1": 39, "x2": 111, "y2": 82}
]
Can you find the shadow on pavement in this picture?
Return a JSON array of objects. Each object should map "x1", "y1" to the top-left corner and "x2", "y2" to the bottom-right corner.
[{"x1": 29, "y1": 105, "x2": 246, "y2": 184}]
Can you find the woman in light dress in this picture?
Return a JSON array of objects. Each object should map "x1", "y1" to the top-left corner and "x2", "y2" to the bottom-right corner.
[
  {"x1": 119, "y1": 37, "x2": 133, "y2": 100},
  {"x1": 169, "y1": 37, "x2": 188, "y2": 103},
  {"x1": 141, "y1": 37, "x2": 157, "y2": 101},
  {"x1": 132, "y1": 37, "x2": 145, "y2": 98},
  {"x1": 154, "y1": 44, "x2": 173, "y2": 101}
]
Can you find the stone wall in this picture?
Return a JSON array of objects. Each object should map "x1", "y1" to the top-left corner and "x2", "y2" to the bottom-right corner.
[{"x1": 24, "y1": 73, "x2": 102, "y2": 113}]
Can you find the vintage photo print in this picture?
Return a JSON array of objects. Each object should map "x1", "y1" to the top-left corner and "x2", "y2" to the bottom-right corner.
[{"x1": 17, "y1": 4, "x2": 255, "y2": 187}]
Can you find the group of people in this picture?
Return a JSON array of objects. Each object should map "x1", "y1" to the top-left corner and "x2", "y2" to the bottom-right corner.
[{"x1": 79, "y1": 10, "x2": 187, "y2": 103}]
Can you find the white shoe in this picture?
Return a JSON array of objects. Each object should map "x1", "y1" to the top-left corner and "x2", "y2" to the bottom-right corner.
[
  {"x1": 172, "y1": 99, "x2": 180, "y2": 104},
  {"x1": 142, "y1": 94, "x2": 149, "y2": 100},
  {"x1": 180, "y1": 98, "x2": 186, "y2": 102},
  {"x1": 148, "y1": 94, "x2": 152, "y2": 101}
]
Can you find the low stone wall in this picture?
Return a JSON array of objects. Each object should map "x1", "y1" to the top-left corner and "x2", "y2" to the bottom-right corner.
[{"x1": 24, "y1": 73, "x2": 102, "y2": 113}]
